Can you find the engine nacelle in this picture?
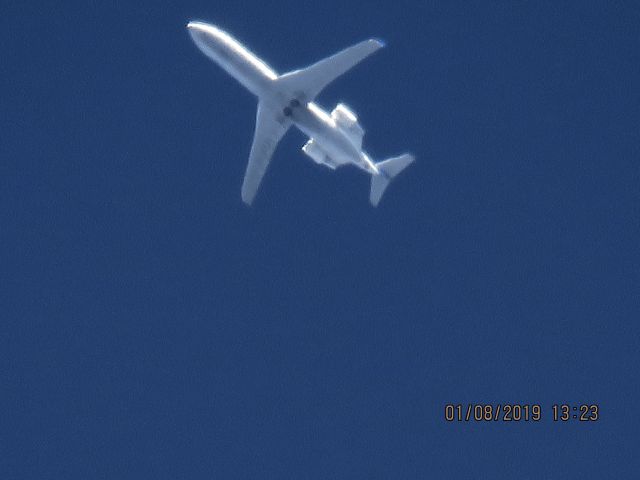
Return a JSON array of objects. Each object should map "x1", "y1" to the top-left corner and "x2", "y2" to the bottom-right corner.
[
  {"x1": 331, "y1": 103, "x2": 358, "y2": 125},
  {"x1": 302, "y1": 138, "x2": 338, "y2": 170},
  {"x1": 331, "y1": 104, "x2": 364, "y2": 145}
]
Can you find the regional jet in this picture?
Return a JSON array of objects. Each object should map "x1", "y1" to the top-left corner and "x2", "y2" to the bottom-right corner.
[{"x1": 187, "y1": 21, "x2": 414, "y2": 206}]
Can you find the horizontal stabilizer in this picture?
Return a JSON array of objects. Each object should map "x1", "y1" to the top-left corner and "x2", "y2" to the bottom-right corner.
[{"x1": 370, "y1": 154, "x2": 414, "y2": 206}]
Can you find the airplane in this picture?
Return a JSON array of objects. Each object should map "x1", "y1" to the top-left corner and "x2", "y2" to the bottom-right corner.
[{"x1": 187, "y1": 21, "x2": 414, "y2": 206}]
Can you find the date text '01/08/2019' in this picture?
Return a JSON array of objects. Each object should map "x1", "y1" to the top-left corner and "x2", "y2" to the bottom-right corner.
[{"x1": 444, "y1": 404, "x2": 599, "y2": 422}]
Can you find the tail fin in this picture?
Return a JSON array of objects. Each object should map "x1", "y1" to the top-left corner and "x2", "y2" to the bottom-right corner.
[{"x1": 369, "y1": 154, "x2": 415, "y2": 206}]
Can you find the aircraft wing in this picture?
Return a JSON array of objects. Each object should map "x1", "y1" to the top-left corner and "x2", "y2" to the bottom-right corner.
[
  {"x1": 276, "y1": 39, "x2": 384, "y2": 101},
  {"x1": 241, "y1": 101, "x2": 291, "y2": 205}
]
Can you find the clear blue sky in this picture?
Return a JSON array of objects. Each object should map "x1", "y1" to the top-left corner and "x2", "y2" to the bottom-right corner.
[{"x1": 2, "y1": 1, "x2": 639, "y2": 478}]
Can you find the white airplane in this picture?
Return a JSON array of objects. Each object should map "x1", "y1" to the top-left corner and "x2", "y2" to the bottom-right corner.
[{"x1": 187, "y1": 21, "x2": 414, "y2": 206}]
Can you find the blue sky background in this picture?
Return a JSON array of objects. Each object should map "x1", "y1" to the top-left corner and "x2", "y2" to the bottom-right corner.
[{"x1": 2, "y1": 1, "x2": 639, "y2": 478}]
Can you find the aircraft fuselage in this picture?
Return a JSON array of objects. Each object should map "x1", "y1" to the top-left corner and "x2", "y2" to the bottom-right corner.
[{"x1": 187, "y1": 22, "x2": 377, "y2": 174}]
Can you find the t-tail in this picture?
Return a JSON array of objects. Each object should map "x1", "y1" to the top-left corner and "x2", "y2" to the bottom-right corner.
[{"x1": 369, "y1": 154, "x2": 415, "y2": 206}]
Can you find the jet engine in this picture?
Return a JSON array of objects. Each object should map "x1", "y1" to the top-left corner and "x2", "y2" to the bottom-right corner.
[
  {"x1": 302, "y1": 138, "x2": 339, "y2": 170},
  {"x1": 331, "y1": 104, "x2": 364, "y2": 146},
  {"x1": 331, "y1": 103, "x2": 358, "y2": 124}
]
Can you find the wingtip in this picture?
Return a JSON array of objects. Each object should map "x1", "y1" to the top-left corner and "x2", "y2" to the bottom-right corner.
[
  {"x1": 372, "y1": 38, "x2": 386, "y2": 48},
  {"x1": 241, "y1": 189, "x2": 255, "y2": 206}
]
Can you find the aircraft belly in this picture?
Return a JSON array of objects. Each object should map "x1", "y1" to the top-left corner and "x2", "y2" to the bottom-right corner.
[
  {"x1": 188, "y1": 22, "x2": 276, "y2": 97},
  {"x1": 220, "y1": 51, "x2": 275, "y2": 96}
]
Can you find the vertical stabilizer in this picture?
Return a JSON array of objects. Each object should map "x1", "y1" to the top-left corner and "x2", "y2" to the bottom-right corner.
[{"x1": 369, "y1": 154, "x2": 415, "y2": 206}]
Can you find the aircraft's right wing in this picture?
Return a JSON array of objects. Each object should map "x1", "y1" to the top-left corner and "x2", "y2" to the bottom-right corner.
[
  {"x1": 276, "y1": 39, "x2": 384, "y2": 102},
  {"x1": 241, "y1": 101, "x2": 291, "y2": 205}
]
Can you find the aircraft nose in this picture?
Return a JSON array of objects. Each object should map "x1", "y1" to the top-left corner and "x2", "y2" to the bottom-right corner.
[
  {"x1": 187, "y1": 21, "x2": 224, "y2": 38},
  {"x1": 187, "y1": 21, "x2": 211, "y2": 44},
  {"x1": 187, "y1": 21, "x2": 225, "y2": 57},
  {"x1": 187, "y1": 21, "x2": 207, "y2": 33}
]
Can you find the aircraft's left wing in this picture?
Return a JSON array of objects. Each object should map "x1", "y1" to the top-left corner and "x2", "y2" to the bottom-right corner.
[
  {"x1": 276, "y1": 39, "x2": 384, "y2": 102},
  {"x1": 241, "y1": 102, "x2": 291, "y2": 205}
]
